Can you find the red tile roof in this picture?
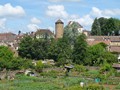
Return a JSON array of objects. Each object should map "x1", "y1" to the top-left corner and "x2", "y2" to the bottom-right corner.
[
  {"x1": 110, "y1": 46, "x2": 120, "y2": 52},
  {"x1": 35, "y1": 29, "x2": 54, "y2": 36},
  {"x1": 0, "y1": 32, "x2": 16, "y2": 42}
]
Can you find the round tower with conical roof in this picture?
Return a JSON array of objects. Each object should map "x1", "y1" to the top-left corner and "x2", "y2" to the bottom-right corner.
[{"x1": 55, "y1": 19, "x2": 64, "y2": 38}]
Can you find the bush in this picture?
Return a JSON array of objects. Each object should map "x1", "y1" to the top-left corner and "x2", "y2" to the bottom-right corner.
[
  {"x1": 35, "y1": 61, "x2": 44, "y2": 72},
  {"x1": 64, "y1": 85, "x2": 83, "y2": 90},
  {"x1": 40, "y1": 70, "x2": 58, "y2": 78},
  {"x1": 115, "y1": 72, "x2": 120, "y2": 77},
  {"x1": 86, "y1": 84, "x2": 105, "y2": 90},
  {"x1": 73, "y1": 65, "x2": 87, "y2": 73}
]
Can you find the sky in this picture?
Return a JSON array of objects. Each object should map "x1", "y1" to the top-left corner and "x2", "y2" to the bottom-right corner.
[{"x1": 0, "y1": 0, "x2": 120, "y2": 34}]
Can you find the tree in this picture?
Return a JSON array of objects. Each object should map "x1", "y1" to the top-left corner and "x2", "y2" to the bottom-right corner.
[
  {"x1": 103, "y1": 18, "x2": 116, "y2": 35},
  {"x1": 91, "y1": 17, "x2": 120, "y2": 36},
  {"x1": 64, "y1": 21, "x2": 81, "y2": 45},
  {"x1": 91, "y1": 18, "x2": 101, "y2": 35},
  {"x1": 86, "y1": 43, "x2": 117, "y2": 66},
  {"x1": 98, "y1": 17, "x2": 108, "y2": 35},
  {"x1": 0, "y1": 46, "x2": 13, "y2": 60},
  {"x1": 18, "y1": 35, "x2": 50, "y2": 60},
  {"x1": 48, "y1": 36, "x2": 72, "y2": 65},
  {"x1": 72, "y1": 34, "x2": 88, "y2": 64},
  {"x1": 18, "y1": 35, "x2": 33, "y2": 59},
  {"x1": 32, "y1": 39, "x2": 50, "y2": 60}
]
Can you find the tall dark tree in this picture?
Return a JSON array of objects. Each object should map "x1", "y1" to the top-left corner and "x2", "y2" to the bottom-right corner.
[
  {"x1": 72, "y1": 34, "x2": 88, "y2": 64},
  {"x1": 91, "y1": 18, "x2": 101, "y2": 35},
  {"x1": 98, "y1": 17, "x2": 108, "y2": 35},
  {"x1": 48, "y1": 36, "x2": 72, "y2": 65},
  {"x1": 91, "y1": 17, "x2": 120, "y2": 36},
  {"x1": 103, "y1": 18, "x2": 116, "y2": 35},
  {"x1": 18, "y1": 35, "x2": 50, "y2": 60},
  {"x1": 18, "y1": 35, "x2": 33, "y2": 59}
]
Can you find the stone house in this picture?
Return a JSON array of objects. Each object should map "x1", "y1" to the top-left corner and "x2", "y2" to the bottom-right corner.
[{"x1": 35, "y1": 29, "x2": 55, "y2": 39}]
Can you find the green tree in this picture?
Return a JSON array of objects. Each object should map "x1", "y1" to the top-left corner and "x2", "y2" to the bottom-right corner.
[
  {"x1": 91, "y1": 18, "x2": 101, "y2": 35},
  {"x1": 18, "y1": 35, "x2": 33, "y2": 59},
  {"x1": 0, "y1": 46, "x2": 14, "y2": 70},
  {"x1": 18, "y1": 35, "x2": 50, "y2": 60},
  {"x1": 0, "y1": 46, "x2": 13, "y2": 60},
  {"x1": 98, "y1": 17, "x2": 108, "y2": 35},
  {"x1": 48, "y1": 36, "x2": 72, "y2": 65},
  {"x1": 86, "y1": 43, "x2": 117, "y2": 66},
  {"x1": 64, "y1": 21, "x2": 81, "y2": 45},
  {"x1": 72, "y1": 34, "x2": 88, "y2": 64},
  {"x1": 32, "y1": 39, "x2": 50, "y2": 60},
  {"x1": 92, "y1": 17, "x2": 120, "y2": 35},
  {"x1": 103, "y1": 18, "x2": 116, "y2": 35}
]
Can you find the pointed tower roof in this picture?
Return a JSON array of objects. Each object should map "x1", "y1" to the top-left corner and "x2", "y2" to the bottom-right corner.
[{"x1": 55, "y1": 19, "x2": 64, "y2": 24}]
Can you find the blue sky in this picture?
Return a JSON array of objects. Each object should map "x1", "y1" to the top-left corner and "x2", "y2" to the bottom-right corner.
[{"x1": 0, "y1": 0, "x2": 120, "y2": 34}]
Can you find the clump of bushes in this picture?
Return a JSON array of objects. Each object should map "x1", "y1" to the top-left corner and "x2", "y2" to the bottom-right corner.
[
  {"x1": 35, "y1": 60, "x2": 44, "y2": 73},
  {"x1": 73, "y1": 65, "x2": 87, "y2": 73},
  {"x1": 85, "y1": 84, "x2": 105, "y2": 90},
  {"x1": 64, "y1": 85, "x2": 83, "y2": 90},
  {"x1": 40, "y1": 70, "x2": 58, "y2": 78}
]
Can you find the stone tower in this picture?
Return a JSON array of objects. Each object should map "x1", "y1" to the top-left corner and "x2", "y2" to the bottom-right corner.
[{"x1": 55, "y1": 19, "x2": 64, "y2": 38}]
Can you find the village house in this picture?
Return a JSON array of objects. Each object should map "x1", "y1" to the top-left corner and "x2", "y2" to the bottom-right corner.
[
  {"x1": 35, "y1": 29, "x2": 54, "y2": 39},
  {"x1": 87, "y1": 36, "x2": 120, "y2": 54}
]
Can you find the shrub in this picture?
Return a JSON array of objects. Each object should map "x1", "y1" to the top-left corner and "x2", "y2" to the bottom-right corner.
[
  {"x1": 73, "y1": 65, "x2": 87, "y2": 73},
  {"x1": 41, "y1": 70, "x2": 58, "y2": 78},
  {"x1": 86, "y1": 84, "x2": 105, "y2": 90},
  {"x1": 35, "y1": 61, "x2": 44, "y2": 73},
  {"x1": 64, "y1": 85, "x2": 83, "y2": 90}
]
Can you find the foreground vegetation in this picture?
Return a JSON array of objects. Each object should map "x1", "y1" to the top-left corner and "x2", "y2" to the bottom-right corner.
[{"x1": 0, "y1": 66, "x2": 119, "y2": 90}]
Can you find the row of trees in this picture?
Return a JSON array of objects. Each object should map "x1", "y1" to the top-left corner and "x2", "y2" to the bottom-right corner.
[
  {"x1": 91, "y1": 17, "x2": 120, "y2": 35},
  {"x1": 18, "y1": 34, "x2": 117, "y2": 66}
]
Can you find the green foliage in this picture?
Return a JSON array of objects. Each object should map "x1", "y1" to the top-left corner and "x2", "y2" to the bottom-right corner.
[
  {"x1": 40, "y1": 70, "x2": 58, "y2": 78},
  {"x1": 86, "y1": 43, "x2": 117, "y2": 66},
  {"x1": 64, "y1": 85, "x2": 83, "y2": 90},
  {"x1": 18, "y1": 35, "x2": 50, "y2": 60},
  {"x1": 91, "y1": 17, "x2": 120, "y2": 35},
  {"x1": 85, "y1": 84, "x2": 105, "y2": 90},
  {"x1": 49, "y1": 37, "x2": 72, "y2": 65},
  {"x1": 99, "y1": 63, "x2": 113, "y2": 73},
  {"x1": 0, "y1": 46, "x2": 13, "y2": 70},
  {"x1": 9, "y1": 57, "x2": 33, "y2": 70},
  {"x1": 64, "y1": 21, "x2": 81, "y2": 45},
  {"x1": 0, "y1": 45, "x2": 33, "y2": 70},
  {"x1": 73, "y1": 65, "x2": 87, "y2": 73},
  {"x1": 0, "y1": 46, "x2": 13, "y2": 60},
  {"x1": 72, "y1": 34, "x2": 88, "y2": 64},
  {"x1": 18, "y1": 35, "x2": 33, "y2": 59},
  {"x1": 91, "y1": 18, "x2": 101, "y2": 35},
  {"x1": 35, "y1": 60, "x2": 44, "y2": 72}
]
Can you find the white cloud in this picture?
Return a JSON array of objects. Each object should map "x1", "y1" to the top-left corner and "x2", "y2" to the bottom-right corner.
[
  {"x1": 103, "y1": 9, "x2": 120, "y2": 16},
  {"x1": 68, "y1": 15, "x2": 93, "y2": 27},
  {"x1": 91, "y1": 7, "x2": 120, "y2": 18},
  {"x1": 78, "y1": 15, "x2": 93, "y2": 26},
  {"x1": 49, "y1": 0, "x2": 80, "y2": 2},
  {"x1": 91, "y1": 7, "x2": 102, "y2": 17},
  {"x1": 0, "y1": 18, "x2": 7, "y2": 29},
  {"x1": 27, "y1": 24, "x2": 39, "y2": 31},
  {"x1": 46, "y1": 5, "x2": 68, "y2": 19},
  {"x1": 0, "y1": 3, "x2": 25, "y2": 18},
  {"x1": 31, "y1": 17, "x2": 41, "y2": 24}
]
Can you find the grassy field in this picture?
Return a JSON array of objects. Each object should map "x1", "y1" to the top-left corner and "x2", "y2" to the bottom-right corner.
[{"x1": 0, "y1": 68, "x2": 119, "y2": 90}]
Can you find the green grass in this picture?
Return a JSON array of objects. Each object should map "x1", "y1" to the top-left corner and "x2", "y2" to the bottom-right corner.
[{"x1": 0, "y1": 68, "x2": 119, "y2": 90}]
